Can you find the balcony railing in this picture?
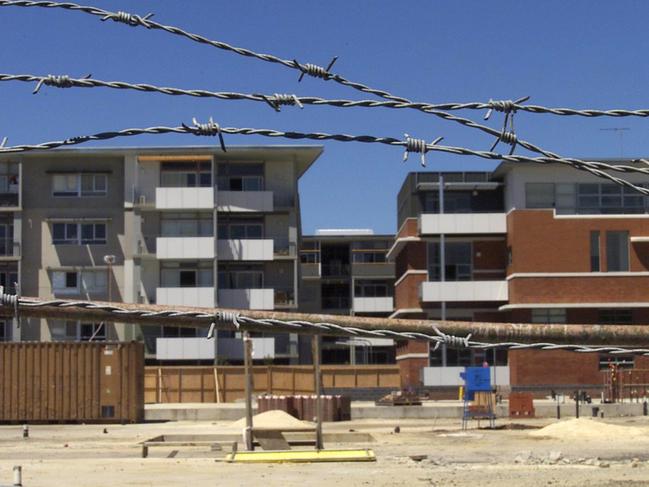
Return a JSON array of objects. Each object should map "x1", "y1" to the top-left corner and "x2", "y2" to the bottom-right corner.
[
  {"x1": 273, "y1": 237, "x2": 297, "y2": 257},
  {"x1": 274, "y1": 288, "x2": 295, "y2": 307},
  {"x1": 322, "y1": 296, "x2": 350, "y2": 310},
  {"x1": 321, "y1": 263, "x2": 351, "y2": 278}
]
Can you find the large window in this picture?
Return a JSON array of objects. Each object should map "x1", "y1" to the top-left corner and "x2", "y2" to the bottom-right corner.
[
  {"x1": 218, "y1": 268, "x2": 264, "y2": 289},
  {"x1": 160, "y1": 213, "x2": 213, "y2": 237},
  {"x1": 160, "y1": 162, "x2": 211, "y2": 187},
  {"x1": 52, "y1": 222, "x2": 106, "y2": 245},
  {"x1": 351, "y1": 240, "x2": 389, "y2": 263},
  {"x1": 590, "y1": 231, "x2": 600, "y2": 272},
  {"x1": 0, "y1": 320, "x2": 9, "y2": 341},
  {"x1": 160, "y1": 262, "x2": 213, "y2": 288},
  {"x1": 354, "y1": 280, "x2": 393, "y2": 297},
  {"x1": 606, "y1": 231, "x2": 629, "y2": 272},
  {"x1": 52, "y1": 173, "x2": 107, "y2": 197},
  {"x1": 50, "y1": 320, "x2": 106, "y2": 341},
  {"x1": 599, "y1": 309, "x2": 633, "y2": 324},
  {"x1": 218, "y1": 220, "x2": 263, "y2": 239},
  {"x1": 577, "y1": 184, "x2": 644, "y2": 214},
  {"x1": 217, "y1": 163, "x2": 264, "y2": 191},
  {"x1": 52, "y1": 270, "x2": 107, "y2": 294},
  {"x1": 427, "y1": 242, "x2": 472, "y2": 281},
  {"x1": 531, "y1": 308, "x2": 566, "y2": 324},
  {"x1": 525, "y1": 183, "x2": 555, "y2": 208}
]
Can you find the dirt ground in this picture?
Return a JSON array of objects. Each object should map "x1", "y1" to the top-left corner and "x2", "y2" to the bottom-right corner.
[{"x1": 2, "y1": 416, "x2": 649, "y2": 486}]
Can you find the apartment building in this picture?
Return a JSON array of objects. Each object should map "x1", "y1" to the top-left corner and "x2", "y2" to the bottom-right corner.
[
  {"x1": 298, "y1": 229, "x2": 395, "y2": 364},
  {"x1": 0, "y1": 145, "x2": 322, "y2": 364},
  {"x1": 391, "y1": 163, "x2": 649, "y2": 391}
]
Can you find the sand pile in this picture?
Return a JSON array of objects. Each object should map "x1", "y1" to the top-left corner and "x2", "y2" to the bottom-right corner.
[
  {"x1": 231, "y1": 410, "x2": 315, "y2": 429},
  {"x1": 529, "y1": 418, "x2": 649, "y2": 440}
]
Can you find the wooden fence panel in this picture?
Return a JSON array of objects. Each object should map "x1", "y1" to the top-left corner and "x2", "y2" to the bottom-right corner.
[{"x1": 144, "y1": 365, "x2": 400, "y2": 403}]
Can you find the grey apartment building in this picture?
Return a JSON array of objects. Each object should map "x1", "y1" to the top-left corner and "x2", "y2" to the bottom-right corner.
[
  {"x1": 0, "y1": 145, "x2": 322, "y2": 363},
  {"x1": 299, "y1": 230, "x2": 396, "y2": 364}
]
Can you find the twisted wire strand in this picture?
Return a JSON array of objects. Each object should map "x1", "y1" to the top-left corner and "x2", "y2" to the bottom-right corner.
[
  {"x1": 11, "y1": 294, "x2": 649, "y2": 356},
  {"x1": 1, "y1": 120, "x2": 648, "y2": 194}
]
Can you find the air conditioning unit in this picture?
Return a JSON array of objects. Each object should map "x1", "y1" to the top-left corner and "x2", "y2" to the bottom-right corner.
[{"x1": 138, "y1": 195, "x2": 146, "y2": 205}]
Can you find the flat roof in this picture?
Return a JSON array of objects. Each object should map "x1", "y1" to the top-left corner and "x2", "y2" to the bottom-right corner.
[{"x1": 0, "y1": 144, "x2": 324, "y2": 179}]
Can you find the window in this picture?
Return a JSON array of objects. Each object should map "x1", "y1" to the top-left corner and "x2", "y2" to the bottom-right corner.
[
  {"x1": 52, "y1": 174, "x2": 107, "y2": 197},
  {"x1": 427, "y1": 242, "x2": 472, "y2": 281},
  {"x1": 50, "y1": 320, "x2": 105, "y2": 341},
  {"x1": 525, "y1": 183, "x2": 555, "y2": 208},
  {"x1": 590, "y1": 231, "x2": 600, "y2": 272},
  {"x1": 0, "y1": 270, "x2": 18, "y2": 293},
  {"x1": 160, "y1": 213, "x2": 213, "y2": 237},
  {"x1": 217, "y1": 163, "x2": 264, "y2": 191},
  {"x1": 160, "y1": 162, "x2": 211, "y2": 187},
  {"x1": 0, "y1": 320, "x2": 9, "y2": 341},
  {"x1": 354, "y1": 280, "x2": 393, "y2": 297},
  {"x1": 218, "y1": 269, "x2": 264, "y2": 289},
  {"x1": 422, "y1": 192, "x2": 472, "y2": 213},
  {"x1": 218, "y1": 221, "x2": 263, "y2": 239},
  {"x1": 531, "y1": 308, "x2": 566, "y2": 324},
  {"x1": 577, "y1": 184, "x2": 644, "y2": 214},
  {"x1": 162, "y1": 326, "x2": 198, "y2": 337},
  {"x1": 52, "y1": 222, "x2": 106, "y2": 245},
  {"x1": 606, "y1": 231, "x2": 629, "y2": 272},
  {"x1": 599, "y1": 309, "x2": 633, "y2": 324},
  {"x1": 52, "y1": 270, "x2": 107, "y2": 293},
  {"x1": 351, "y1": 240, "x2": 389, "y2": 263},
  {"x1": 160, "y1": 262, "x2": 213, "y2": 288}
]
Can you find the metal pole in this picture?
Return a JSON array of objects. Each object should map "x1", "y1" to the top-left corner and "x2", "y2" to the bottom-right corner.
[
  {"x1": 312, "y1": 334, "x2": 324, "y2": 450},
  {"x1": 438, "y1": 173, "x2": 446, "y2": 367},
  {"x1": 12, "y1": 466, "x2": 21, "y2": 487},
  {"x1": 243, "y1": 332, "x2": 254, "y2": 451}
]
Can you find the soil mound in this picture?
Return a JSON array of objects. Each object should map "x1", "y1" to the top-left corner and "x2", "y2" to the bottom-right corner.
[
  {"x1": 231, "y1": 410, "x2": 315, "y2": 429},
  {"x1": 529, "y1": 418, "x2": 648, "y2": 440}
]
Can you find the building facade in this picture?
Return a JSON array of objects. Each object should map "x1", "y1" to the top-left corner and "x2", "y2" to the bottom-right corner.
[
  {"x1": 391, "y1": 163, "x2": 649, "y2": 391},
  {"x1": 0, "y1": 145, "x2": 322, "y2": 364},
  {"x1": 299, "y1": 230, "x2": 395, "y2": 364}
]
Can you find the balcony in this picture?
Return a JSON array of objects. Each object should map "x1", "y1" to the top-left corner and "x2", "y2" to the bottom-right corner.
[
  {"x1": 155, "y1": 337, "x2": 275, "y2": 360},
  {"x1": 156, "y1": 287, "x2": 215, "y2": 308},
  {"x1": 217, "y1": 239, "x2": 273, "y2": 261},
  {"x1": 300, "y1": 263, "x2": 320, "y2": 279},
  {"x1": 218, "y1": 288, "x2": 274, "y2": 310},
  {"x1": 322, "y1": 295, "x2": 351, "y2": 310},
  {"x1": 217, "y1": 191, "x2": 273, "y2": 212},
  {"x1": 155, "y1": 187, "x2": 214, "y2": 210},
  {"x1": 274, "y1": 288, "x2": 296, "y2": 308},
  {"x1": 351, "y1": 261, "x2": 395, "y2": 278},
  {"x1": 321, "y1": 263, "x2": 351, "y2": 278},
  {"x1": 352, "y1": 296, "x2": 394, "y2": 313},
  {"x1": 274, "y1": 237, "x2": 297, "y2": 258},
  {"x1": 156, "y1": 237, "x2": 215, "y2": 259},
  {"x1": 419, "y1": 213, "x2": 506, "y2": 235},
  {"x1": 420, "y1": 280, "x2": 508, "y2": 302}
]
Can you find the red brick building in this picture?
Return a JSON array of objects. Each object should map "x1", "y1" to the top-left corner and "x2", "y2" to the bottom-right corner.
[{"x1": 389, "y1": 163, "x2": 649, "y2": 393}]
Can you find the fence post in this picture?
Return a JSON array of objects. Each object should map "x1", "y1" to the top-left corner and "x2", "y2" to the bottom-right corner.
[
  {"x1": 157, "y1": 367, "x2": 162, "y2": 403},
  {"x1": 178, "y1": 368, "x2": 182, "y2": 403}
]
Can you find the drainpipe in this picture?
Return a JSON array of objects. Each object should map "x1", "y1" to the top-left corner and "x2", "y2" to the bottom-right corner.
[{"x1": 439, "y1": 174, "x2": 447, "y2": 367}]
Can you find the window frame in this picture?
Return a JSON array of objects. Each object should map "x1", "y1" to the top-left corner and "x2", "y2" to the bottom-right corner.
[
  {"x1": 52, "y1": 173, "x2": 107, "y2": 198},
  {"x1": 52, "y1": 222, "x2": 107, "y2": 245}
]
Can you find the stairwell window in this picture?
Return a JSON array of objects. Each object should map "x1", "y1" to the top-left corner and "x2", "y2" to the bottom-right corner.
[
  {"x1": 52, "y1": 174, "x2": 107, "y2": 197},
  {"x1": 52, "y1": 222, "x2": 106, "y2": 245},
  {"x1": 606, "y1": 231, "x2": 629, "y2": 272},
  {"x1": 590, "y1": 231, "x2": 600, "y2": 272}
]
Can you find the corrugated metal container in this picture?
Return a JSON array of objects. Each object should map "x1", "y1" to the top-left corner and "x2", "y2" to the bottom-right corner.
[{"x1": 0, "y1": 342, "x2": 144, "y2": 423}]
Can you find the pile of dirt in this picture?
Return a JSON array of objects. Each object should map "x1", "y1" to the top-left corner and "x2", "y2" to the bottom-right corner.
[
  {"x1": 529, "y1": 418, "x2": 649, "y2": 440},
  {"x1": 231, "y1": 410, "x2": 315, "y2": 429}
]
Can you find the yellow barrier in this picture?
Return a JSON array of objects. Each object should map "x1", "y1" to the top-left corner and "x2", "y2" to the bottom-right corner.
[{"x1": 226, "y1": 449, "x2": 376, "y2": 463}]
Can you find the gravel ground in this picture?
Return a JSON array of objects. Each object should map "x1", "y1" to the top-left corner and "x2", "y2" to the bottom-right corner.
[{"x1": 2, "y1": 417, "x2": 649, "y2": 486}]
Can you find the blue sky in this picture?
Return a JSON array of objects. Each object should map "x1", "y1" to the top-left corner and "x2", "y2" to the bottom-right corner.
[{"x1": 2, "y1": 1, "x2": 649, "y2": 234}]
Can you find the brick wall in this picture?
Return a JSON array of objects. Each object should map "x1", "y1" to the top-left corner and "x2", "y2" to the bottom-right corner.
[
  {"x1": 507, "y1": 209, "x2": 649, "y2": 274},
  {"x1": 394, "y1": 272, "x2": 427, "y2": 309},
  {"x1": 509, "y1": 350, "x2": 601, "y2": 386},
  {"x1": 509, "y1": 276, "x2": 649, "y2": 303}
]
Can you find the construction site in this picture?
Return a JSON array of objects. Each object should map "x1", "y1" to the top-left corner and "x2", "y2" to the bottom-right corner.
[{"x1": 4, "y1": 1, "x2": 649, "y2": 486}]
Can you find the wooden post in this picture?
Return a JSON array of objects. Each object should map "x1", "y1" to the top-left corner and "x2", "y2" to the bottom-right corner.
[
  {"x1": 312, "y1": 334, "x2": 323, "y2": 450},
  {"x1": 157, "y1": 367, "x2": 162, "y2": 403},
  {"x1": 214, "y1": 366, "x2": 221, "y2": 404},
  {"x1": 243, "y1": 332, "x2": 254, "y2": 451},
  {"x1": 178, "y1": 368, "x2": 182, "y2": 403}
]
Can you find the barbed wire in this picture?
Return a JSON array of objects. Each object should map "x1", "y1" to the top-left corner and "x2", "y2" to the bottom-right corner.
[
  {"x1": 0, "y1": 118, "x2": 648, "y2": 194},
  {"x1": 5, "y1": 293, "x2": 649, "y2": 355}
]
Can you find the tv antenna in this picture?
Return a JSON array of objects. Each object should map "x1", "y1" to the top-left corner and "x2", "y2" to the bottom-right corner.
[{"x1": 600, "y1": 127, "x2": 630, "y2": 157}]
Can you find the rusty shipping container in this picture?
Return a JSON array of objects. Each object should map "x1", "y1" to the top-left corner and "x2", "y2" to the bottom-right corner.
[{"x1": 0, "y1": 342, "x2": 144, "y2": 423}]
